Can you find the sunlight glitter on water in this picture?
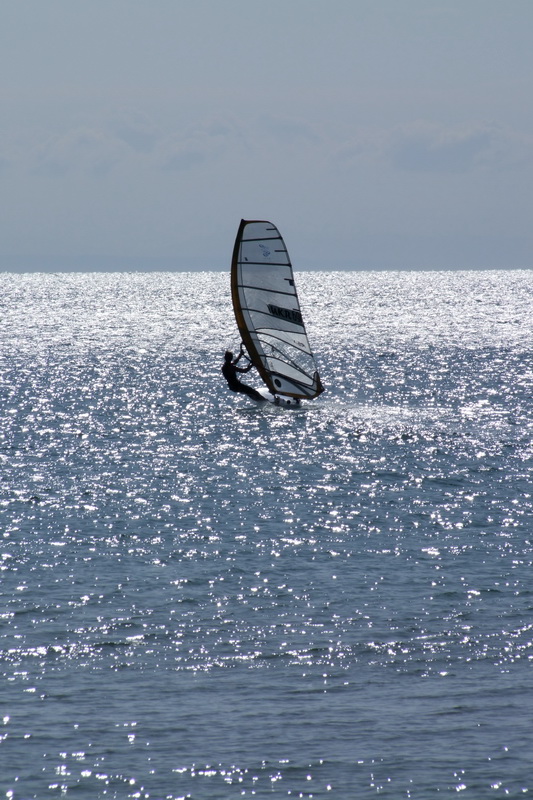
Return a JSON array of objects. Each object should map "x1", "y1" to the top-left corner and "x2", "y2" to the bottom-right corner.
[{"x1": 1, "y1": 270, "x2": 532, "y2": 798}]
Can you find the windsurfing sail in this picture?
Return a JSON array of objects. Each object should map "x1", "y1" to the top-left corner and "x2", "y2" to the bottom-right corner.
[{"x1": 231, "y1": 219, "x2": 324, "y2": 399}]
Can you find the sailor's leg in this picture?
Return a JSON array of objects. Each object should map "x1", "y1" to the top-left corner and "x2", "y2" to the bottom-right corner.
[{"x1": 238, "y1": 383, "x2": 266, "y2": 402}]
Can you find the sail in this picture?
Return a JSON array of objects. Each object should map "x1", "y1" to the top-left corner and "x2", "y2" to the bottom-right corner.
[{"x1": 231, "y1": 219, "x2": 324, "y2": 399}]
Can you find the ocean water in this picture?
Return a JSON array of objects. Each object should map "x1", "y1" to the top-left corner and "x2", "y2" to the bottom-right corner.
[{"x1": 0, "y1": 269, "x2": 532, "y2": 799}]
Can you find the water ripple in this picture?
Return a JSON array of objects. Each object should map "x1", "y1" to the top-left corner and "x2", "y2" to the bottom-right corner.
[{"x1": 1, "y1": 270, "x2": 532, "y2": 798}]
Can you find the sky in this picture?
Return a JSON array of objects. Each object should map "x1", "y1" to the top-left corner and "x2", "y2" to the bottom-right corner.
[{"x1": 1, "y1": 0, "x2": 532, "y2": 270}]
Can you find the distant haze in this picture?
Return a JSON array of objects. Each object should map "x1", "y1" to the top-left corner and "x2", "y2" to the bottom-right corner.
[{"x1": 1, "y1": 0, "x2": 532, "y2": 271}]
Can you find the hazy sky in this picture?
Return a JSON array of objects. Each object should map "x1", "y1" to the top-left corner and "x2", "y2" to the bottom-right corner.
[{"x1": 2, "y1": 0, "x2": 532, "y2": 270}]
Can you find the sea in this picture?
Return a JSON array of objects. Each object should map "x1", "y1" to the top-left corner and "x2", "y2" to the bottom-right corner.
[{"x1": 1, "y1": 269, "x2": 532, "y2": 799}]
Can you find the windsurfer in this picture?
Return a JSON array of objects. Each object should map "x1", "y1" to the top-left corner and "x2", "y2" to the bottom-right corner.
[{"x1": 222, "y1": 350, "x2": 266, "y2": 402}]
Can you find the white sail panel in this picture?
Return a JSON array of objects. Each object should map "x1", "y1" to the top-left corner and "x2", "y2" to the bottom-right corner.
[{"x1": 231, "y1": 220, "x2": 323, "y2": 399}]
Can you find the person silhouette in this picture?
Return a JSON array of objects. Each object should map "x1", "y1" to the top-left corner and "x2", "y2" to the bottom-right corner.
[{"x1": 221, "y1": 349, "x2": 265, "y2": 402}]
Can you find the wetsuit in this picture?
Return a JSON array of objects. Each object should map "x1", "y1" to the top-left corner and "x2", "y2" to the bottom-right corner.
[{"x1": 222, "y1": 357, "x2": 265, "y2": 402}]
